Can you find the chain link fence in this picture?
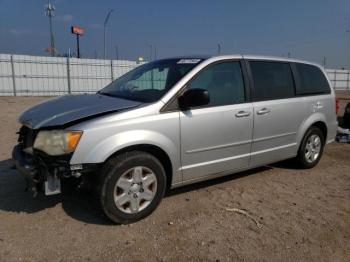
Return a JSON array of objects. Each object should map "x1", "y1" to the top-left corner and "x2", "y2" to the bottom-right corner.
[{"x1": 1, "y1": 54, "x2": 349, "y2": 96}]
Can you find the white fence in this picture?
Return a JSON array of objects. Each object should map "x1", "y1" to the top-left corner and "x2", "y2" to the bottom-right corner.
[
  {"x1": 326, "y1": 69, "x2": 350, "y2": 91},
  {"x1": 0, "y1": 54, "x2": 141, "y2": 96},
  {"x1": 0, "y1": 54, "x2": 349, "y2": 96}
]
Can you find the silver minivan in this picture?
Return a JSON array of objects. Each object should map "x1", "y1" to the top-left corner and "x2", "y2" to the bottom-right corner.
[{"x1": 13, "y1": 55, "x2": 337, "y2": 223}]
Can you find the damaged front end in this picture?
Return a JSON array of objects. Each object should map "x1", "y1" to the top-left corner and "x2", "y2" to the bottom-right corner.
[
  {"x1": 12, "y1": 94, "x2": 142, "y2": 196},
  {"x1": 12, "y1": 126, "x2": 95, "y2": 196}
]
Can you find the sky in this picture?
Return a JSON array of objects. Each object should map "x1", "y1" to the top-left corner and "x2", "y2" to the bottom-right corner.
[{"x1": 0, "y1": 0, "x2": 350, "y2": 68}]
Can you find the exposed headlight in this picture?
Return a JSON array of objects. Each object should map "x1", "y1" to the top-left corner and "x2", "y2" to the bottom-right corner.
[{"x1": 34, "y1": 130, "x2": 82, "y2": 156}]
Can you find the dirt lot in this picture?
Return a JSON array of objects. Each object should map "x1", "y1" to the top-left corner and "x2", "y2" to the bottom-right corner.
[{"x1": 0, "y1": 96, "x2": 349, "y2": 262}]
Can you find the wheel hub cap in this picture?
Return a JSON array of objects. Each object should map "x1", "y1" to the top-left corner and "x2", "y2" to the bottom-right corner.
[
  {"x1": 113, "y1": 166, "x2": 157, "y2": 214},
  {"x1": 130, "y1": 183, "x2": 140, "y2": 192}
]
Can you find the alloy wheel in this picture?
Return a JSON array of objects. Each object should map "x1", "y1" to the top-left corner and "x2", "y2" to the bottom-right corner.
[{"x1": 304, "y1": 134, "x2": 321, "y2": 163}]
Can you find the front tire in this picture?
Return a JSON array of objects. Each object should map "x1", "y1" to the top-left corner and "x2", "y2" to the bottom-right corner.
[
  {"x1": 296, "y1": 126, "x2": 325, "y2": 169},
  {"x1": 99, "y1": 151, "x2": 166, "y2": 224}
]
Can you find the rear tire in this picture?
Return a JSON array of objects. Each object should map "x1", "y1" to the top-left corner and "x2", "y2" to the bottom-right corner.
[
  {"x1": 295, "y1": 126, "x2": 325, "y2": 169},
  {"x1": 98, "y1": 151, "x2": 166, "y2": 224}
]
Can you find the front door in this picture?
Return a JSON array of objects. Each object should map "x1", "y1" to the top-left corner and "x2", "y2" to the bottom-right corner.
[{"x1": 180, "y1": 60, "x2": 253, "y2": 181}]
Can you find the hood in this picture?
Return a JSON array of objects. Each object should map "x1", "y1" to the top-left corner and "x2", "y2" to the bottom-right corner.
[{"x1": 19, "y1": 94, "x2": 142, "y2": 129}]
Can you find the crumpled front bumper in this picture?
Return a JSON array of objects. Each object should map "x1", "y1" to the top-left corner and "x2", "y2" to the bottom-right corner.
[
  {"x1": 12, "y1": 144, "x2": 98, "y2": 196},
  {"x1": 12, "y1": 144, "x2": 37, "y2": 180},
  {"x1": 12, "y1": 144, "x2": 62, "y2": 196}
]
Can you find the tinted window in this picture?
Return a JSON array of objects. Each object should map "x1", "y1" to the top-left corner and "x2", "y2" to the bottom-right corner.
[
  {"x1": 188, "y1": 61, "x2": 245, "y2": 106},
  {"x1": 295, "y1": 63, "x2": 330, "y2": 95},
  {"x1": 250, "y1": 61, "x2": 295, "y2": 101}
]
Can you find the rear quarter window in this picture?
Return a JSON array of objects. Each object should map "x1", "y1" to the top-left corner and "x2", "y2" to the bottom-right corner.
[{"x1": 295, "y1": 63, "x2": 331, "y2": 95}]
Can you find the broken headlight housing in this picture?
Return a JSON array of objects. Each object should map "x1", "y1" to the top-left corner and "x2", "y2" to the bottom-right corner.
[{"x1": 33, "y1": 130, "x2": 82, "y2": 156}]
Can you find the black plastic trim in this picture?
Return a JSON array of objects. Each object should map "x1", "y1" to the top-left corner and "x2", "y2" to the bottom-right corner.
[{"x1": 12, "y1": 145, "x2": 37, "y2": 179}]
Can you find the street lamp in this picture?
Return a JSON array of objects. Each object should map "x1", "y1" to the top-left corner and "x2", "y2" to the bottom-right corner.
[
  {"x1": 217, "y1": 43, "x2": 222, "y2": 55},
  {"x1": 148, "y1": 44, "x2": 153, "y2": 61},
  {"x1": 115, "y1": 45, "x2": 119, "y2": 60},
  {"x1": 103, "y1": 9, "x2": 114, "y2": 60}
]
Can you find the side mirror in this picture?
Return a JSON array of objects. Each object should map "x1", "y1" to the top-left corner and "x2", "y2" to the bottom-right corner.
[{"x1": 178, "y1": 88, "x2": 210, "y2": 110}]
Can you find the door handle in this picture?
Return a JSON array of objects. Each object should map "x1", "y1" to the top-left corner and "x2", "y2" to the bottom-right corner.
[
  {"x1": 235, "y1": 111, "x2": 251, "y2": 118},
  {"x1": 257, "y1": 108, "x2": 271, "y2": 115}
]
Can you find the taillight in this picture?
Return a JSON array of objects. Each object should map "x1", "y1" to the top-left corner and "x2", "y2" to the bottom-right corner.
[{"x1": 335, "y1": 97, "x2": 340, "y2": 115}]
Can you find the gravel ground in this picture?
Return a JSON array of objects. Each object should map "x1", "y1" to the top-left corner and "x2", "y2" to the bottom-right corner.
[{"x1": 0, "y1": 96, "x2": 349, "y2": 262}]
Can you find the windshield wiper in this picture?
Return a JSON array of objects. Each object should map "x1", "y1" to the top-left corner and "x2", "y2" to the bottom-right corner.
[{"x1": 97, "y1": 91, "x2": 113, "y2": 97}]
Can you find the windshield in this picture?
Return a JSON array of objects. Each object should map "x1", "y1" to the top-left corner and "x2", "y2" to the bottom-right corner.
[{"x1": 99, "y1": 58, "x2": 203, "y2": 102}]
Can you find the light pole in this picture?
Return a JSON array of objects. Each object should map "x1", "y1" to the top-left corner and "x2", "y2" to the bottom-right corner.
[
  {"x1": 103, "y1": 9, "x2": 114, "y2": 60},
  {"x1": 148, "y1": 44, "x2": 153, "y2": 61},
  {"x1": 115, "y1": 45, "x2": 119, "y2": 60},
  {"x1": 346, "y1": 30, "x2": 350, "y2": 68},
  {"x1": 45, "y1": 2, "x2": 56, "y2": 56},
  {"x1": 217, "y1": 43, "x2": 222, "y2": 55},
  {"x1": 322, "y1": 56, "x2": 326, "y2": 68}
]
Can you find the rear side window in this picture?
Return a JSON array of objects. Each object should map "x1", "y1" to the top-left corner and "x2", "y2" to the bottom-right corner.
[
  {"x1": 188, "y1": 61, "x2": 245, "y2": 106},
  {"x1": 295, "y1": 63, "x2": 330, "y2": 95},
  {"x1": 250, "y1": 61, "x2": 295, "y2": 101}
]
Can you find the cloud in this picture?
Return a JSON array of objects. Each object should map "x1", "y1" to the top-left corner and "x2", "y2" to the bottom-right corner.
[
  {"x1": 10, "y1": 29, "x2": 31, "y2": 35},
  {"x1": 56, "y1": 14, "x2": 73, "y2": 22},
  {"x1": 90, "y1": 23, "x2": 104, "y2": 30}
]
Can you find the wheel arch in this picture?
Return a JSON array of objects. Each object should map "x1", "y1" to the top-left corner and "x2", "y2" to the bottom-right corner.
[
  {"x1": 106, "y1": 144, "x2": 173, "y2": 190},
  {"x1": 297, "y1": 113, "x2": 328, "y2": 148},
  {"x1": 310, "y1": 121, "x2": 327, "y2": 141}
]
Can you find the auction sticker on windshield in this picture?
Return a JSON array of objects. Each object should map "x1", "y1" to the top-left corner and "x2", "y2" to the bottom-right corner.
[{"x1": 177, "y1": 59, "x2": 202, "y2": 64}]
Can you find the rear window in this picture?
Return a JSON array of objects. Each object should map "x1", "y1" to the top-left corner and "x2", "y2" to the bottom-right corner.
[
  {"x1": 295, "y1": 63, "x2": 330, "y2": 95},
  {"x1": 250, "y1": 61, "x2": 295, "y2": 101}
]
